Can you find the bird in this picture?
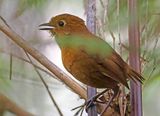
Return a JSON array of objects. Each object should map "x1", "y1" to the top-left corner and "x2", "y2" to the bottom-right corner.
[{"x1": 39, "y1": 13, "x2": 144, "y2": 114}]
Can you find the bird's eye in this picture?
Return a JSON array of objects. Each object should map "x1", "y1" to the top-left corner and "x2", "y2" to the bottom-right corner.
[{"x1": 58, "y1": 20, "x2": 66, "y2": 27}]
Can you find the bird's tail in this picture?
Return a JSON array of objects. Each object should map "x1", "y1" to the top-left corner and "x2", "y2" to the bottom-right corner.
[{"x1": 128, "y1": 68, "x2": 144, "y2": 84}]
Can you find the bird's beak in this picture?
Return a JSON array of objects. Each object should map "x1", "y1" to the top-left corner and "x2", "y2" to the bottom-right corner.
[{"x1": 39, "y1": 23, "x2": 54, "y2": 30}]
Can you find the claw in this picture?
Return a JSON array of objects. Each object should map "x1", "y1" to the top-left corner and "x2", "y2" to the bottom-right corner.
[
  {"x1": 85, "y1": 96, "x2": 97, "y2": 112},
  {"x1": 85, "y1": 88, "x2": 109, "y2": 112}
]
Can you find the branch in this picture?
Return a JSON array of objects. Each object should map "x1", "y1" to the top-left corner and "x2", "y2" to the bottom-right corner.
[
  {"x1": 86, "y1": 0, "x2": 97, "y2": 115},
  {"x1": 128, "y1": 0, "x2": 142, "y2": 116},
  {"x1": 0, "y1": 93, "x2": 33, "y2": 116}
]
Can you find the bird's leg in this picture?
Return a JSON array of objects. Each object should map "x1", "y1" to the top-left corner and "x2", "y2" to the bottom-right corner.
[
  {"x1": 85, "y1": 88, "x2": 109, "y2": 111},
  {"x1": 100, "y1": 86, "x2": 119, "y2": 116}
]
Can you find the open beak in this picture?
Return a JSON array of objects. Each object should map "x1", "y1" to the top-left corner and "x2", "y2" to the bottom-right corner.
[{"x1": 39, "y1": 23, "x2": 54, "y2": 30}]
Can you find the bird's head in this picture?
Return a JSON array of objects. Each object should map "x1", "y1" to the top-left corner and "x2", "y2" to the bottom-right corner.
[
  {"x1": 39, "y1": 14, "x2": 112, "y2": 56},
  {"x1": 39, "y1": 14, "x2": 88, "y2": 37}
]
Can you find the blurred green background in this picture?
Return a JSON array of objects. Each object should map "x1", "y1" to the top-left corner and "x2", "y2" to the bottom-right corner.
[{"x1": 0, "y1": 0, "x2": 160, "y2": 116}]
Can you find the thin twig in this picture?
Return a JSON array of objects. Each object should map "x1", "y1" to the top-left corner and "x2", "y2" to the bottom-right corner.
[
  {"x1": 24, "y1": 51, "x2": 63, "y2": 116},
  {"x1": 109, "y1": 30, "x2": 116, "y2": 49},
  {"x1": 71, "y1": 104, "x2": 85, "y2": 111},
  {"x1": 117, "y1": 0, "x2": 122, "y2": 56},
  {"x1": 99, "y1": 0, "x2": 105, "y2": 8},
  {"x1": 141, "y1": 0, "x2": 149, "y2": 59},
  {"x1": 73, "y1": 107, "x2": 84, "y2": 116},
  {"x1": 116, "y1": 1, "x2": 126, "y2": 115},
  {"x1": 105, "y1": 0, "x2": 116, "y2": 49},
  {"x1": 9, "y1": 54, "x2": 13, "y2": 80},
  {"x1": 80, "y1": 106, "x2": 85, "y2": 116}
]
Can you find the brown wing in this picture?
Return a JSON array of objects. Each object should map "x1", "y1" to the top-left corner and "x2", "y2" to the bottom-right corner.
[{"x1": 94, "y1": 51, "x2": 130, "y2": 88}]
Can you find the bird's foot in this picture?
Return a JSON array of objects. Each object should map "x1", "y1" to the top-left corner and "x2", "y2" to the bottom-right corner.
[
  {"x1": 85, "y1": 96, "x2": 97, "y2": 112},
  {"x1": 85, "y1": 88, "x2": 109, "y2": 112},
  {"x1": 71, "y1": 88, "x2": 111, "y2": 115},
  {"x1": 71, "y1": 96, "x2": 98, "y2": 116}
]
